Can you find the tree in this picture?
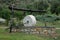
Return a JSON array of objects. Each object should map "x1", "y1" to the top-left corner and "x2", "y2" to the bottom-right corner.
[{"x1": 50, "y1": 0, "x2": 60, "y2": 15}]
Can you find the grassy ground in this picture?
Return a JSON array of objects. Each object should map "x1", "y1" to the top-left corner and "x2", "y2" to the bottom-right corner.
[{"x1": 0, "y1": 27, "x2": 60, "y2": 40}]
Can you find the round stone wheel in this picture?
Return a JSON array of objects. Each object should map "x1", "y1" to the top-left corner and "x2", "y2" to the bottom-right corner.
[{"x1": 23, "y1": 15, "x2": 36, "y2": 27}]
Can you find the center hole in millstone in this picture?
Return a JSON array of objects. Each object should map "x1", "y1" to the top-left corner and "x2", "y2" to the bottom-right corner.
[{"x1": 27, "y1": 21, "x2": 29, "y2": 24}]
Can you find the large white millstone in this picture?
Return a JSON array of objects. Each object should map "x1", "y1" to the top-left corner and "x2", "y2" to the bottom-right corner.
[{"x1": 23, "y1": 15, "x2": 36, "y2": 27}]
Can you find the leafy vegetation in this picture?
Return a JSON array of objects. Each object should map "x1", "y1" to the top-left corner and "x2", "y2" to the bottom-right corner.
[{"x1": 0, "y1": 0, "x2": 60, "y2": 21}]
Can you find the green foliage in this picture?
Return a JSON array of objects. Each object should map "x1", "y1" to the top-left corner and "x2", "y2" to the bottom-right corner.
[
  {"x1": 0, "y1": 7, "x2": 10, "y2": 21},
  {"x1": 14, "y1": 11, "x2": 24, "y2": 20},
  {"x1": 1, "y1": 9, "x2": 10, "y2": 20},
  {"x1": 37, "y1": 1, "x2": 49, "y2": 10},
  {"x1": 36, "y1": 14, "x2": 59, "y2": 22},
  {"x1": 0, "y1": 0, "x2": 16, "y2": 4}
]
